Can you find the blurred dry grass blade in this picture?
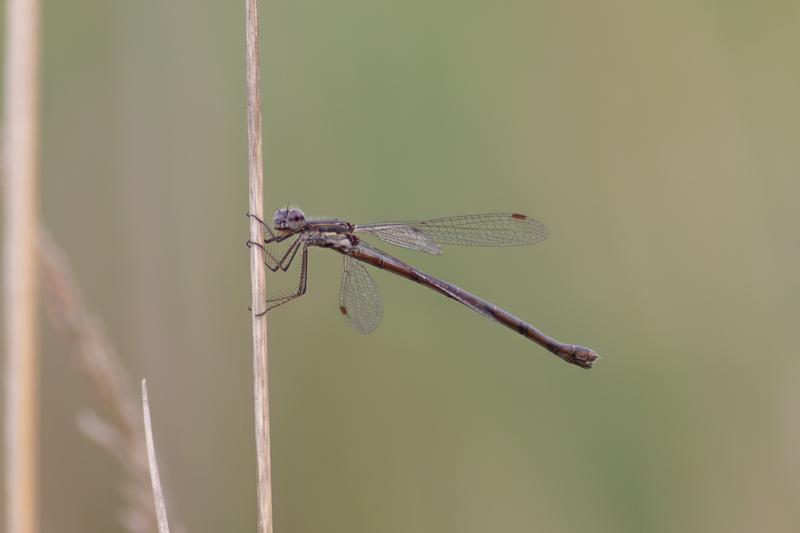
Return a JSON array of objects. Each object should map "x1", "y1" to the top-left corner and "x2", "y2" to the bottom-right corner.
[
  {"x1": 141, "y1": 380, "x2": 172, "y2": 533},
  {"x1": 4, "y1": 0, "x2": 42, "y2": 531},
  {"x1": 38, "y1": 227, "x2": 184, "y2": 533}
]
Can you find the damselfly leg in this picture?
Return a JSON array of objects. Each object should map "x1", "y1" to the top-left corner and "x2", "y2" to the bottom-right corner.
[
  {"x1": 247, "y1": 213, "x2": 303, "y2": 271},
  {"x1": 258, "y1": 243, "x2": 309, "y2": 316},
  {"x1": 247, "y1": 212, "x2": 296, "y2": 245}
]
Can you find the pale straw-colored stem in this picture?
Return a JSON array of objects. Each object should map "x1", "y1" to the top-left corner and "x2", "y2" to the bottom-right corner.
[
  {"x1": 141, "y1": 381, "x2": 171, "y2": 533},
  {"x1": 245, "y1": 0, "x2": 274, "y2": 531},
  {"x1": 3, "y1": 0, "x2": 41, "y2": 531}
]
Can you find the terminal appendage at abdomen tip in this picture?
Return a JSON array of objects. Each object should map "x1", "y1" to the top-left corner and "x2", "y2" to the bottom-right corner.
[{"x1": 555, "y1": 344, "x2": 599, "y2": 369}]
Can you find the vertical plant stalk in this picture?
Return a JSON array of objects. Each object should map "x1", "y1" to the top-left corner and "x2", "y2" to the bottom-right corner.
[
  {"x1": 245, "y1": 0, "x2": 274, "y2": 532},
  {"x1": 3, "y1": 0, "x2": 41, "y2": 531},
  {"x1": 141, "y1": 381, "x2": 171, "y2": 533}
]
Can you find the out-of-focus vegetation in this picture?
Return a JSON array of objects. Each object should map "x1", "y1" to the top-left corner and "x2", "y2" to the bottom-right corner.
[{"x1": 1, "y1": 1, "x2": 799, "y2": 532}]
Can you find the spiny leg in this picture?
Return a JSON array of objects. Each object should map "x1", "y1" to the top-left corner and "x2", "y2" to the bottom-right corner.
[
  {"x1": 268, "y1": 236, "x2": 303, "y2": 272},
  {"x1": 248, "y1": 235, "x2": 302, "y2": 271},
  {"x1": 247, "y1": 212, "x2": 299, "y2": 245},
  {"x1": 246, "y1": 212, "x2": 276, "y2": 240},
  {"x1": 256, "y1": 244, "x2": 309, "y2": 316}
]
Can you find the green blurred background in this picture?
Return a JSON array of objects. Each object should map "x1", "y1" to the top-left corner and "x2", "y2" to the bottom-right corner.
[{"x1": 2, "y1": 1, "x2": 800, "y2": 532}]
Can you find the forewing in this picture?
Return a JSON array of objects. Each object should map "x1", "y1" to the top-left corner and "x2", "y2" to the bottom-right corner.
[
  {"x1": 356, "y1": 213, "x2": 548, "y2": 251},
  {"x1": 413, "y1": 213, "x2": 548, "y2": 246},
  {"x1": 358, "y1": 225, "x2": 442, "y2": 255},
  {"x1": 339, "y1": 255, "x2": 383, "y2": 334}
]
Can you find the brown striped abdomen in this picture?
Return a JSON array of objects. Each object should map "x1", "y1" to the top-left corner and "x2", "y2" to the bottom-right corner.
[{"x1": 342, "y1": 245, "x2": 597, "y2": 368}]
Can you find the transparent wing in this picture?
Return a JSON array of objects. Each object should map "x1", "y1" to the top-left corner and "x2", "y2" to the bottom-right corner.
[
  {"x1": 339, "y1": 255, "x2": 383, "y2": 334},
  {"x1": 355, "y1": 213, "x2": 548, "y2": 253},
  {"x1": 357, "y1": 225, "x2": 442, "y2": 255}
]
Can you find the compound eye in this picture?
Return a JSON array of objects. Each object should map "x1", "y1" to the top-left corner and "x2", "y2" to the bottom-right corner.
[{"x1": 286, "y1": 209, "x2": 306, "y2": 229}]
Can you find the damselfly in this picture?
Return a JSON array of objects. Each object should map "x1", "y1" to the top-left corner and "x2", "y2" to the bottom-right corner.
[{"x1": 248, "y1": 208, "x2": 598, "y2": 368}]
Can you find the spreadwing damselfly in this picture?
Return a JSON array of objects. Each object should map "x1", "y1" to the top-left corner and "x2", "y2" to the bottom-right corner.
[{"x1": 248, "y1": 207, "x2": 598, "y2": 369}]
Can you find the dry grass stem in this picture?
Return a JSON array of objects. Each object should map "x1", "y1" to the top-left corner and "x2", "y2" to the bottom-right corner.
[
  {"x1": 245, "y1": 0, "x2": 274, "y2": 532},
  {"x1": 141, "y1": 380, "x2": 172, "y2": 533},
  {"x1": 3, "y1": 0, "x2": 42, "y2": 531},
  {"x1": 3, "y1": 0, "x2": 173, "y2": 530}
]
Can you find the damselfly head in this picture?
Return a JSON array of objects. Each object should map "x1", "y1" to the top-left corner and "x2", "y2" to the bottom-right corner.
[{"x1": 273, "y1": 207, "x2": 307, "y2": 231}]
